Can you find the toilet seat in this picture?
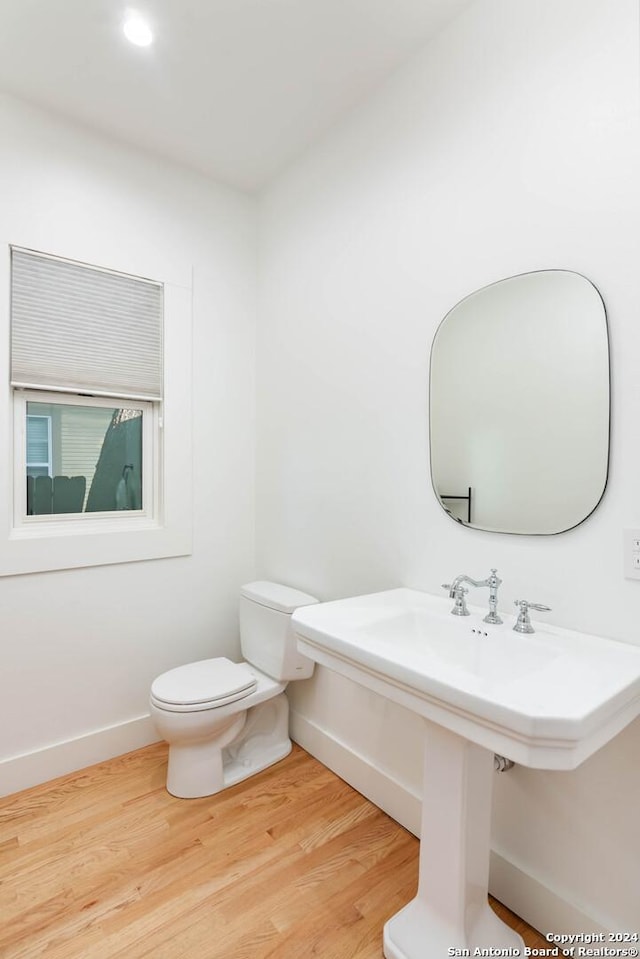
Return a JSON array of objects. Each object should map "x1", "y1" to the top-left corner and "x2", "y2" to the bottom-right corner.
[{"x1": 150, "y1": 658, "x2": 258, "y2": 713}]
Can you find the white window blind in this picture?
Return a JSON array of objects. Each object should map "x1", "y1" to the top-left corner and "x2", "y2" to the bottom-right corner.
[{"x1": 11, "y1": 248, "x2": 163, "y2": 401}]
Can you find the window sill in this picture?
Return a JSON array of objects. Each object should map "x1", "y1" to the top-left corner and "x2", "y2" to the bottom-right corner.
[{"x1": 10, "y1": 513, "x2": 160, "y2": 539}]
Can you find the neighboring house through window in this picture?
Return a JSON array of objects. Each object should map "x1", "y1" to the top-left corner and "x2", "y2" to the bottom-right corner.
[
  {"x1": 26, "y1": 413, "x2": 52, "y2": 478},
  {"x1": 22, "y1": 397, "x2": 148, "y2": 516}
]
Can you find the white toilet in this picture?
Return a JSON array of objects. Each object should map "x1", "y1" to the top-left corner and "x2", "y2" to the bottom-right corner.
[{"x1": 149, "y1": 581, "x2": 318, "y2": 798}]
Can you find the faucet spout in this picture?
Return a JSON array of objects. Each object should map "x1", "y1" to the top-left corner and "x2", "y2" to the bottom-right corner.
[{"x1": 448, "y1": 574, "x2": 483, "y2": 598}]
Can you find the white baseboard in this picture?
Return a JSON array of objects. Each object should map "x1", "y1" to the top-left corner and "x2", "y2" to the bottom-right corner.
[
  {"x1": 0, "y1": 714, "x2": 160, "y2": 796},
  {"x1": 290, "y1": 709, "x2": 609, "y2": 937},
  {"x1": 489, "y1": 849, "x2": 609, "y2": 936}
]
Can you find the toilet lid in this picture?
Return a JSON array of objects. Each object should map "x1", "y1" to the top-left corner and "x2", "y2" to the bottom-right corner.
[{"x1": 151, "y1": 658, "x2": 257, "y2": 707}]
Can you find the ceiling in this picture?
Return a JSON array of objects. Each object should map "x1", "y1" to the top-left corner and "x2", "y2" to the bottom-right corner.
[{"x1": 0, "y1": 0, "x2": 473, "y2": 192}]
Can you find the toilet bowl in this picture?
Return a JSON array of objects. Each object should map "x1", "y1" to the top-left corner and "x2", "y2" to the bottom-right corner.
[{"x1": 150, "y1": 582, "x2": 318, "y2": 798}]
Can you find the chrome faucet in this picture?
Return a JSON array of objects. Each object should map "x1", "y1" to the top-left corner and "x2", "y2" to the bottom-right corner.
[{"x1": 442, "y1": 568, "x2": 503, "y2": 624}]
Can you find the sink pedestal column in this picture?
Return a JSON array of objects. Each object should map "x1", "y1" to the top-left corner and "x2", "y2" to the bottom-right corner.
[{"x1": 384, "y1": 723, "x2": 523, "y2": 959}]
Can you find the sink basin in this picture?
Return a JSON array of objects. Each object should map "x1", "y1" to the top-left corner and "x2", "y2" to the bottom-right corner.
[
  {"x1": 292, "y1": 587, "x2": 640, "y2": 769},
  {"x1": 293, "y1": 589, "x2": 640, "y2": 958}
]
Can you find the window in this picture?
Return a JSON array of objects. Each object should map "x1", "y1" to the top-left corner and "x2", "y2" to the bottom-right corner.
[
  {"x1": 0, "y1": 242, "x2": 192, "y2": 576},
  {"x1": 20, "y1": 396, "x2": 152, "y2": 517},
  {"x1": 11, "y1": 247, "x2": 161, "y2": 528}
]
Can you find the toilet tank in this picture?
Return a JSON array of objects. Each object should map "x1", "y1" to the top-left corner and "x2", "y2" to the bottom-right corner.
[{"x1": 239, "y1": 581, "x2": 318, "y2": 681}]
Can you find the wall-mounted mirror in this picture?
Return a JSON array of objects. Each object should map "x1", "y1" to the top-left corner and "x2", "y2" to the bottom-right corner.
[{"x1": 430, "y1": 270, "x2": 609, "y2": 535}]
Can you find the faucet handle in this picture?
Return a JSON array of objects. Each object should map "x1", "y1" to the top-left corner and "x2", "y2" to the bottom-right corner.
[
  {"x1": 513, "y1": 599, "x2": 551, "y2": 634},
  {"x1": 442, "y1": 582, "x2": 469, "y2": 595},
  {"x1": 442, "y1": 583, "x2": 470, "y2": 617}
]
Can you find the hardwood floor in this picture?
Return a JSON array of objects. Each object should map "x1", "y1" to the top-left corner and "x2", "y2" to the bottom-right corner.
[{"x1": 0, "y1": 743, "x2": 549, "y2": 958}]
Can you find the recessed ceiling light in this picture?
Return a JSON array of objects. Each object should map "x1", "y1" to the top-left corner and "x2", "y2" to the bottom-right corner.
[{"x1": 123, "y1": 12, "x2": 153, "y2": 47}]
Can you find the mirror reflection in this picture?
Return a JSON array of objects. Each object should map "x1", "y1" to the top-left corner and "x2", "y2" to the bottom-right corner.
[{"x1": 430, "y1": 270, "x2": 609, "y2": 535}]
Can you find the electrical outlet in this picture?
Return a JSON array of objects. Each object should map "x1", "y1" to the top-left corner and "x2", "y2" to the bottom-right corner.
[{"x1": 624, "y1": 529, "x2": 640, "y2": 579}]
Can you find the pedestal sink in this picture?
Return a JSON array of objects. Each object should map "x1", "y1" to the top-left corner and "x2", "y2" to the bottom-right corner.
[{"x1": 291, "y1": 589, "x2": 640, "y2": 959}]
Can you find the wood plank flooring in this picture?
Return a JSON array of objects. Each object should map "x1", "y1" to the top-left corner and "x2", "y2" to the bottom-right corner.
[{"x1": 0, "y1": 743, "x2": 549, "y2": 958}]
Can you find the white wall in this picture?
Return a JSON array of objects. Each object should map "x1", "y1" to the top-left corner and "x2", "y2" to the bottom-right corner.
[
  {"x1": 258, "y1": 0, "x2": 640, "y2": 933},
  {"x1": 0, "y1": 95, "x2": 257, "y2": 792}
]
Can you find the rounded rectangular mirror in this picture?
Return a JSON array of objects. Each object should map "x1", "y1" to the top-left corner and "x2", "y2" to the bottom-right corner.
[{"x1": 430, "y1": 270, "x2": 610, "y2": 535}]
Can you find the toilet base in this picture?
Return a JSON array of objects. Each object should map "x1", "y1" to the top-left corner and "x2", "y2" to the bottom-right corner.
[
  {"x1": 166, "y1": 692, "x2": 291, "y2": 799},
  {"x1": 222, "y1": 737, "x2": 292, "y2": 789}
]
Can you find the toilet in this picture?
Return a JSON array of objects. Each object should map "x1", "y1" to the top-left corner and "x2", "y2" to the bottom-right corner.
[{"x1": 149, "y1": 581, "x2": 318, "y2": 798}]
